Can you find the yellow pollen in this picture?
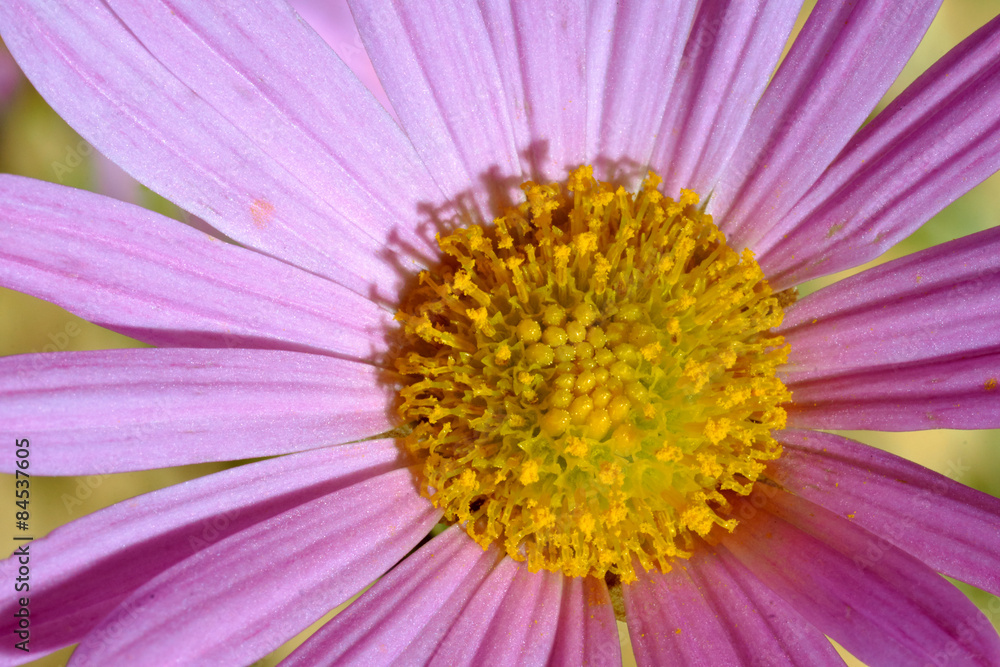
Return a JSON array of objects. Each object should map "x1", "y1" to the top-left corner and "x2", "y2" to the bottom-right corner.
[
  {"x1": 392, "y1": 166, "x2": 790, "y2": 582},
  {"x1": 520, "y1": 460, "x2": 540, "y2": 485},
  {"x1": 565, "y1": 436, "x2": 589, "y2": 458},
  {"x1": 494, "y1": 344, "x2": 511, "y2": 365}
]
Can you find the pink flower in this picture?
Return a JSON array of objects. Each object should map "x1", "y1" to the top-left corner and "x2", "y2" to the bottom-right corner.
[{"x1": 2, "y1": 1, "x2": 1000, "y2": 665}]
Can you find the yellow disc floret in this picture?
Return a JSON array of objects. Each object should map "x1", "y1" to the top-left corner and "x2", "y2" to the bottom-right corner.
[{"x1": 393, "y1": 166, "x2": 790, "y2": 582}]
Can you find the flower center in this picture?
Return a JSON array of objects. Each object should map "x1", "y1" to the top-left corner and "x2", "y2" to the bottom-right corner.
[{"x1": 392, "y1": 166, "x2": 790, "y2": 582}]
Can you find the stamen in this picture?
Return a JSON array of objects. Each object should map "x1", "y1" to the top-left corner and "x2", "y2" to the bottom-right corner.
[{"x1": 393, "y1": 166, "x2": 790, "y2": 582}]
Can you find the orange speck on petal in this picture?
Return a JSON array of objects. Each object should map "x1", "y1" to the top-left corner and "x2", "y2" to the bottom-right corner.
[
  {"x1": 985, "y1": 378, "x2": 998, "y2": 392},
  {"x1": 250, "y1": 199, "x2": 275, "y2": 229}
]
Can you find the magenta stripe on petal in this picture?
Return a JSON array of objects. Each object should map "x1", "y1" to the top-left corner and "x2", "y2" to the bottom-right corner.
[
  {"x1": 349, "y1": 0, "x2": 523, "y2": 219},
  {"x1": 710, "y1": 0, "x2": 940, "y2": 252},
  {"x1": 282, "y1": 527, "x2": 502, "y2": 665},
  {"x1": 760, "y1": 13, "x2": 1000, "y2": 288},
  {"x1": 549, "y1": 576, "x2": 621, "y2": 667},
  {"x1": 723, "y1": 488, "x2": 1000, "y2": 666},
  {"x1": 0, "y1": 0, "x2": 428, "y2": 301},
  {"x1": 780, "y1": 225, "x2": 1000, "y2": 387},
  {"x1": 70, "y1": 467, "x2": 440, "y2": 666},
  {"x1": 0, "y1": 176, "x2": 396, "y2": 360},
  {"x1": 652, "y1": 0, "x2": 802, "y2": 199},
  {"x1": 0, "y1": 441, "x2": 407, "y2": 666},
  {"x1": 772, "y1": 430, "x2": 1000, "y2": 598},
  {"x1": 0, "y1": 348, "x2": 395, "y2": 474}
]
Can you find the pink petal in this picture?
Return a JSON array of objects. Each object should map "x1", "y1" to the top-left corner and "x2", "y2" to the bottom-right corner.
[
  {"x1": 760, "y1": 13, "x2": 1000, "y2": 287},
  {"x1": 710, "y1": 0, "x2": 940, "y2": 251},
  {"x1": 91, "y1": 151, "x2": 143, "y2": 206},
  {"x1": 652, "y1": 0, "x2": 803, "y2": 199},
  {"x1": 723, "y1": 487, "x2": 1000, "y2": 666},
  {"x1": 477, "y1": 2, "x2": 587, "y2": 183},
  {"x1": 772, "y1": 430, "x2": 1000, "y2": 598},
  {"x1": 623, "y1": 551, "x2": 840, "y2": 666},
  {"x1": 106, "y1": 0, "x2": 439, "y2": 267},
  {"x1": 623, "y1": 559, "x2": 743, "y2": 665},
  {"x1": 429, "y1": 557, "x2": 563, "y2": 665},
  {"x1": 71, "y1": 468, "x2": 440, "y2": 666},
  {"x1": 1, "y1": 0, "x2": 435, "y2": 301},
  {"x1": 0, "y1": 441, "x2": 407, "y2": 666},
  {"x1": 586, "y1": 2, "x2": 697, "y2": 185},
  {"x1": 1, "y1": 348, "x2": 395, "y2": 474},
  {"x1": 549, "y1": 576, "x2": 621, "y2": 667},
  {"x1": 0, "y1": 45, "x2": 19, "y2": 107},
  {"x1": 786, "y1": 348, "x2": 1000, "y2": 430},
  {"x1": 780, "y1": 226, "x2": 1000, "y2": 391},
  {"x1": 699, "y1": 550, "x2": 846, "y2": 665},
  {"x1": 349, "y1": 0, "x2": 523, "y2": 218},
  {"x1": 294, "y1": 533, "x2": 615, "y2": 667},
  {"x1": 282, "y1": 526, "x2": 502, "y2": 665},
  {"x1": 288, "y1": 0, "x2": 395, "y2": 117},
  {"x1": 0, "y1": 176, "x2": 394, "y2": 360}
]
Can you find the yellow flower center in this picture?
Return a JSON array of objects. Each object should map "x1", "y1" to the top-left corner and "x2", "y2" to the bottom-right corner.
[{"x1": 392, "y1": 166, "x2": 790, "y2": 582}]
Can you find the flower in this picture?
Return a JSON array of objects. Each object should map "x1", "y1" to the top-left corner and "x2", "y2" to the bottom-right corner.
[{"x1": 2, "y1": 1, "x2": 1000, "y2": 665}]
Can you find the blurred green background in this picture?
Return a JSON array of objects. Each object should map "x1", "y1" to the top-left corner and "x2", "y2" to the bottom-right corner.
[{"x1": 2, "y1": 1, "x2": 999, "y2": 665}]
